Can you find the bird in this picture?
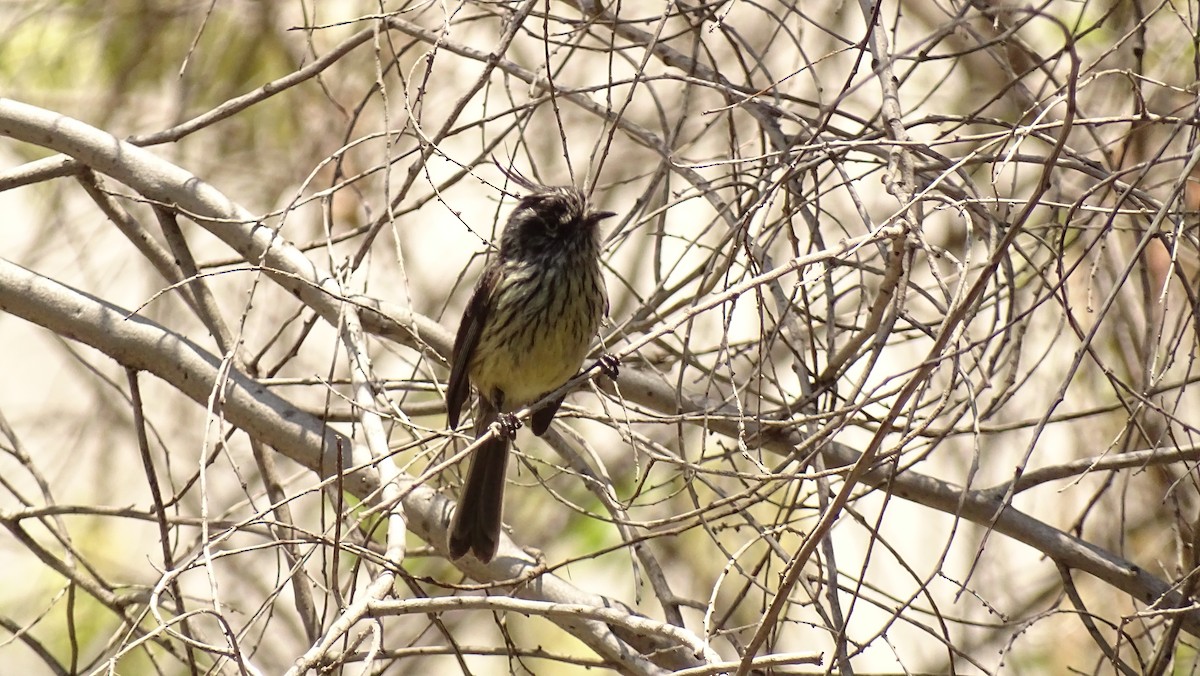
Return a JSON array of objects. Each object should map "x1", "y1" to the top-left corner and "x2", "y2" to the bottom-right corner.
[{"x1": 445, "y1": 177, "x2": 615, "y2": 562}]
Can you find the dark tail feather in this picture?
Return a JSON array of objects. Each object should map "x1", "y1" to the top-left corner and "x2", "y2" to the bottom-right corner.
[{"x1": 448, "y1": 401, "x2": 509, "y2": 562}]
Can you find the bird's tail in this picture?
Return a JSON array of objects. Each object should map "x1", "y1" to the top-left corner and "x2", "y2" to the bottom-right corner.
[{"x1": 448, "y1": 398, "x2": 508, "y2": 562}]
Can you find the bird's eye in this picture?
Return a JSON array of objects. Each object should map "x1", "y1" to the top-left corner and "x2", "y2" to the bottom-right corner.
[{"x1": 541, "y1": 206, "x2": 566, "y2": 235}]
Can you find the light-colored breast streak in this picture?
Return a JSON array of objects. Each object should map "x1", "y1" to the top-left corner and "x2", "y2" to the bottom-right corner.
[{"x1": 469, "y1": 258, "x2": 603, "y2": 409}]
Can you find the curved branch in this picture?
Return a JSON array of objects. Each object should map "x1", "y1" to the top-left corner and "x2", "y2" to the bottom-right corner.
[{"x1": 0, "y1": 257, "x2": 695, "y2": 674}]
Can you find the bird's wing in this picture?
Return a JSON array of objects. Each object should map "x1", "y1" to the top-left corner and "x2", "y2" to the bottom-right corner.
[
  {"x1": 530, "y1": 394, "x2": 566, "y2": 436},
  {"x1": 446, "y1": 265, "x2": 499, "y2": 430}
]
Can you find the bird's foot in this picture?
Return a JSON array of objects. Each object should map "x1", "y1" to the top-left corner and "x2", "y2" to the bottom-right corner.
[
  {"x1": 597, "y1": 354, "x2": 620, "y2": 380},
  {"x1": 496, "y1": 413, "x2": 522, "y2": 439}
]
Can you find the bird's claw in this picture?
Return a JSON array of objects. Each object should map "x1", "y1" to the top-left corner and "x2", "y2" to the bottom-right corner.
[
  {"x1": 496, "y1": 413, "x2": 522, "y2": 439},
  {"x1": 597, "y1": 354, "x2": 620, "y2": 380}
]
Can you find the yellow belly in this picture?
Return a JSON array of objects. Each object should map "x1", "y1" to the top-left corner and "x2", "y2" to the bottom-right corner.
[{"x1": 469, "y1": 260, "x2": 603, "y2": 408}]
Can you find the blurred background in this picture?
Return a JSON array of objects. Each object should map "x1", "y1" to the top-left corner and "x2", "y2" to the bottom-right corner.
[{"x1": 2, "y1": 1, "x2": 1200, "y2": 673}]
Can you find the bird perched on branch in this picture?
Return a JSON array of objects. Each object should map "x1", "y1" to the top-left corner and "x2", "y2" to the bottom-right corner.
[{"x1": 446, "y1": 176, "x2": 616, "y2": 562}]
